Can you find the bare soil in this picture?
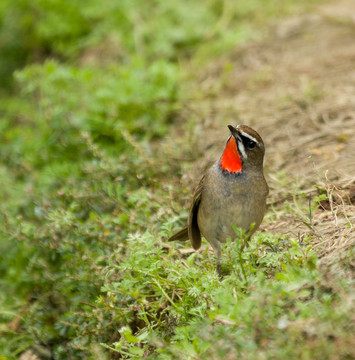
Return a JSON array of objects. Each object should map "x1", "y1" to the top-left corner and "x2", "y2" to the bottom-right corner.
[{"x1": 176, "y1": 0, "x2": 355, "y2": 265}]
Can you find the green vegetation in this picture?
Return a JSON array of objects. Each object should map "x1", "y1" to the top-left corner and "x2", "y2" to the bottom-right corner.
[
  {"x1": 2, "y1": 0, "x2": 353, "y2": 359},
  {"x1": 100, "y1": 233, "x2": 353, "y2": 359}
]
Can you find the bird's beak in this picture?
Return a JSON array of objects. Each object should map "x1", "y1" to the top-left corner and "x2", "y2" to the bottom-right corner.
[{"x1": 228, "y1": 124, "x2": 241, "y2": 141}]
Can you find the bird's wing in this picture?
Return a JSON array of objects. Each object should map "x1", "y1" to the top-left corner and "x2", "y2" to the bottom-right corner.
[{"x1": 187, "y1": 174, "x2": 205, "y2": 250}]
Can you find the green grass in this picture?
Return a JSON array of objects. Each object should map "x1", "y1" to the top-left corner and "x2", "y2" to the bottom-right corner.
[
  {"x1": 2, "y1": 0, "x2": 353, "y2": 359},
  {"x1": 91, "y1": 226, "x2": 352, "y2": 359}
]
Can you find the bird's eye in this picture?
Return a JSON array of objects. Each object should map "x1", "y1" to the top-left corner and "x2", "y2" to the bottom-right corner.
[
  {"x1": 247, "y1": 140, "x2": 256, "y2": 150},
  {"x1": 240, "y1": 134, "x2": 258, "y2": 151}
]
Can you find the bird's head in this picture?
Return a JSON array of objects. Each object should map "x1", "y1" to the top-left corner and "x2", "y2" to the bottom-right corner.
[{"x1": 219, "y1": 124, "x2": 265, "y2": 174}]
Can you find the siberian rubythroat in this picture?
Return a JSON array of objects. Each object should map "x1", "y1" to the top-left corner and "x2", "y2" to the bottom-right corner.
[{"x1": 168, "y1": 124, "x2": 269, "y2": 276}]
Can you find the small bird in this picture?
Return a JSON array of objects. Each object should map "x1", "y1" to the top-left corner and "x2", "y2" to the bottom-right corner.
[{"x1": 168, "y1": 124, "x2": 269, "y2": 276}]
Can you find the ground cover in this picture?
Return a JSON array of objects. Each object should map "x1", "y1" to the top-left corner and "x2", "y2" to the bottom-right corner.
[{"x1": 0, "y1": 0, "x2": 354, "y2": 359}]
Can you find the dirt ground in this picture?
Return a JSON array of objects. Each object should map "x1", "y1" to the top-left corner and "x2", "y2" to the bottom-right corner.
[
  {"x1": 10, "y1": 2, "x2": 355, "y2": 360},
  {"x1": 177, "y1": 0, "x2": 355, "y2": 264}
]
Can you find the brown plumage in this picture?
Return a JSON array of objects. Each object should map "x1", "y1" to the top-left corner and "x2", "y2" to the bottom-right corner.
[{"x1": 168, "y1": 124, "x2": 269, "y2": 276}]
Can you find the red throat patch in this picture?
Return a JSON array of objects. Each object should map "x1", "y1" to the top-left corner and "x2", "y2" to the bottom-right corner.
[{"x1": 219, "y1": 136, "x2": 242, "y2": 173}]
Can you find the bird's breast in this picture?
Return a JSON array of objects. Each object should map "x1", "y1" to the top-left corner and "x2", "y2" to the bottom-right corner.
[{"x1": 197, "y1": 163, "x2": 268, "y2": 243}]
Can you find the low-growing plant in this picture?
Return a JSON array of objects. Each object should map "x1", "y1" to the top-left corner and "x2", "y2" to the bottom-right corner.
[
  {"x1": 1, "y1": 0, "x2": 348, "y2": 359},
  {"x1": 96, "y1": 228, "x2": 353, "y2": 359}
]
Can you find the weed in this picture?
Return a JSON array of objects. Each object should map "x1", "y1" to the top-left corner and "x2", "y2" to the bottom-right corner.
[{"x1": 1, "y1": 0, "x2": 351, "y2": 359}]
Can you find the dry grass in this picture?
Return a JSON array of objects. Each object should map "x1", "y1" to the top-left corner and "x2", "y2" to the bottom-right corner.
[{"x1": 173, "y1": 0, "x2": 355, "y2": 274}]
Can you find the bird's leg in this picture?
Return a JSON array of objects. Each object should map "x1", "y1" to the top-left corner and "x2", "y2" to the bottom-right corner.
[
  {"x1": 213, "y1": 242, "x2": 223, "y2": 281},
  {"x1": 217, "y1": 260, "x2": 222, "y2": 280}
]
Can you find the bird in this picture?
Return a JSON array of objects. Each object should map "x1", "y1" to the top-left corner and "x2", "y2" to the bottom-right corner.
[{"x1": 168, "y1": 124, "x2": 269, "y2": 276}]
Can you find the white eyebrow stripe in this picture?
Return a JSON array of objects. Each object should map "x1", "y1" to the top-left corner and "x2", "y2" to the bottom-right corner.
[{"x1": 238, "y1": 130, "x2": 258, "y2": 143}]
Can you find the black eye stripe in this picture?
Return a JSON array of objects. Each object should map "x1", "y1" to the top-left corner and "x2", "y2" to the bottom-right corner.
[{"x1": 241, "y1": 135, "x2": 256, "y2": 150}]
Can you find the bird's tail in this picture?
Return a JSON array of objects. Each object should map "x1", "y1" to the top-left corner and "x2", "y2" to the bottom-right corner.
[{"x1": 168, "y1": 226, "x2": 189, "y2": 242}]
